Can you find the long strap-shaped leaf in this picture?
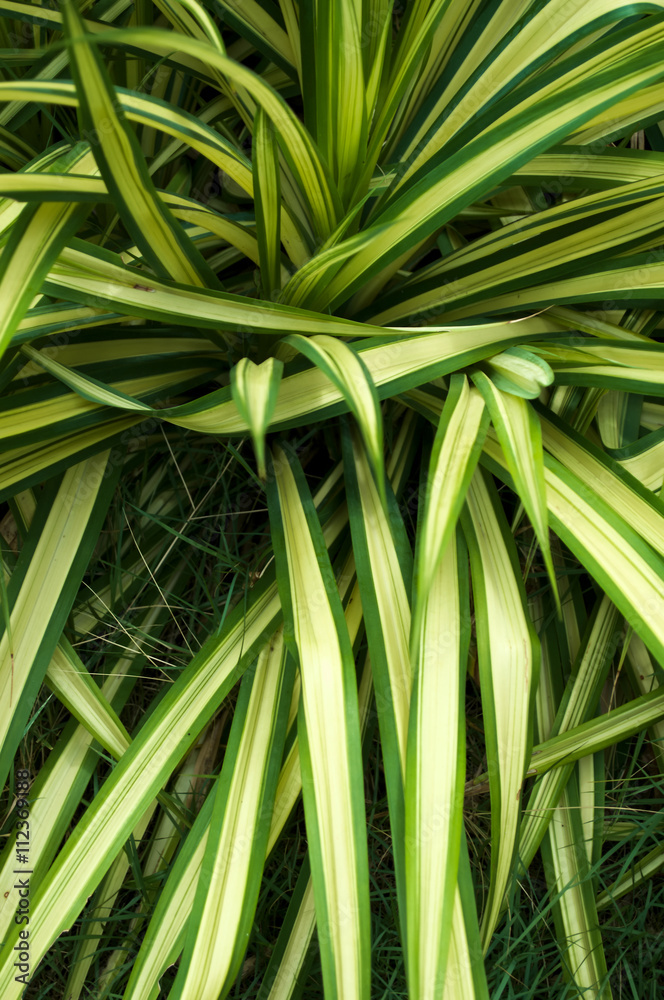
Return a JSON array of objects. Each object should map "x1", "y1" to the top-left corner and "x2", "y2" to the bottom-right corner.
[
  {"x1": 473, "y1": 375, "x2": 558, "y2": 603},
  {"x1": 368, "y1": 175, "x2": 664, "y2": 325},
  {"x1": 483, "y1": 431, "x2": 664, "y2": 665},
  {"x1": 0, "y1": 415, "x2": 140, "y2": 503},
  {"x1": 87, "y1": 26, "x2": 342, "y2": 237},
  {"x1": 122, "y1": 545, "x2": 362, "y2": 1000},
  {"x1": 462, "y1": 468, "x2": 539, "y2": 947},
  {"x1": 533, "y1": 617, "x2": 613, "y2": 998},
  {"x1": 0, "y1": 576, "x2": 283, "y2": 1000},
  {"x1": 42, "y1": 240, "x2": 565, "y2": 348},
  {"x1": 437, "y1": 254, "x2": 664, "y2": 320},
  {"x1": 389, "y1": 0, "x2": 664, "y2": 191},
  {"x1": 44, "y1": 638, "x2": 131, "y2": 759},
  {"x1": 0, "y1": 452, "x2": 117, "y2": 794},
  {"x1": 61, "y1": 1, "x2": 220, "y2": 289},
  {"x1": 411, "y1": 374, "x2": 488, "y2": 638},
  {"x1": 518, "y1": 595, "x2": 621, "y2": 873},
  {"x1": 597, "y1": 838, "x2": 664, "y2": 912},
  {"x1": 267, "y1": 444, "x2": 370, "y2": 1000},
  {"x1": 312, "y1": 0, "x2": 367, "y2": 206},
  {"x1": 287, "y1": 334, "x2": 386, "y2": 501},
  {"x1": 14, "y1": 302, "x2": 121, "y2": 345},
  {"x1": 0, "y1": 589, "x2": 165, "y2": 946},
  {"x1": 0, "y1": 81, "x2": 306, "y2": 268},
  {"x1": 443, "y1": 840, "x2": 491, "y2": 1000},
  {"x1": 406, "y1": 529, "x2": 469, "y2": 999},
  {"x1": 342, "y1": 422, "x2": 411, "y2": 868},
  {"x1": 624, "y1": 632, "x2": 664, "y2": 775},
  {"x1": 527, "y1": 684, "x2": 664, "y2": 776},
  {"x1": 259, "y1": 864, "x2": 317, "y2": 1000},
  {"x1": 405, "y1": 378, "x2": 490, "y2": 998},
  {"x1": 397, "y1": 372, "x2": 487, "y2": 999},
  {"x1": 24, "y1": 313, "x2": 557, "y2": 439},
  {"x1": 253, "y1": 106, "x2": 283, "y2": 300},
  {"x1": 343, "y1": 415, "x2": 490, "y2": 995},
  {"x1": 316, "y1": 17, "x2": 664, "y2": 309},
  {"x1": 255, "y1": 594, "x2": 386, "y2": 1000},
  {"x1": 66, "y1": 798, "x2": 160, "y2": 1000},
  {"x1": 0, "y1": 144, "x2": 91, "y2": 362},
  {"x1": 170, "y1": 629, "x2": 294, "y2": 1000},
  {"x1": 0, "y1": 475, "x2": 347, "y2": 999},
  {"x1": 0, "y1": 79, "x2": 254, "y2": 195},
  {"x1": 216, "y1": 0, "x2": 296, "y2": 74},
  {"x1": 45, "y1": 240, "x2": 387, "y2": 337},
  {"x1": 541, "y1": 773, "x2": 613, "y2": 996},
  {"x1": 538, "y1": 408, "x2": 664, "y2": 558}
]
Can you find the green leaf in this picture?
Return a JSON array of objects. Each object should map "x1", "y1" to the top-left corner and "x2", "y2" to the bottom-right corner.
[
  {"x1": 0, "y1": 144, "x2": 92, "y2": 363},
  {"x1": 0, "y1": 453, "x2": 119, "y2": 794},
  {"x1": 61, "y1": 1, "x2": 221, "y2": 289},
  {"x1": 213, "y1": 0, "x2": 297, "y2": 75},
  {"x1": 44, "y1": 638, "x2": 131, "y2": 760},
  {"x1": 538, "y1": 408, "x2": 664, "y2": 562},
  {"x1": 527, "y1": 684, "x2": 664, "y2": 777},
  {"x1": 540, "y1": 772, "x2": 612, "y2": 997},
  {"x1": 0, "y1": 575, "x2": 283, "y2": 1000},
  {"x1": 412, "y1": 374, "x2": 488, "y2": 636},
  {"x1": 91, "y1": 26, "x2": 342, "y2": 238},
  {"x1": 312, "y1": 0, "x2": 367, "y2": 205},
  {"x1": 286, "y1": 334, "x2": 386, "y2": 502},
  {"x1": 472, "y1": 373, "x2": 557, "y2": 605},
  {"x1": 230, "y1": 357, "x2": 284, "y2": 479},
  {"x1": 518, "y1": 595, "x2": 621, "y2": 872},
  {"x1": 258, "y1": 866, "x2": 316, "y2": 1000},
  {"x1": 253, "y1": 107, "x2": 283, "y2": 301},
  {"x1": 318, "y1": 16, "x2": 664, "y2": 309},
  {"x1": 170, "y1": 629, "x2": 294, "y2": 1000},
  {"x1": 406, "y1": 529, "x2": 468, "y2": 998},
  {"x1": 483, "y1": 430, "x2": 664, "y2": 673},
  {"x1": 267, "y1": 443, "x2": 370, "y2": 1000},
  {"x1": 462, "y1": 468, "x2": 539, "y2": 946},
  {"x1": 484, "y1": 347, "x2": 554, "y2": 400}
]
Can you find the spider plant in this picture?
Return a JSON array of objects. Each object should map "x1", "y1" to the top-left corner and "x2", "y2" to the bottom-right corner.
[{"x1": 1, "y1": 0, "x2": 664, "y2": 997}]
